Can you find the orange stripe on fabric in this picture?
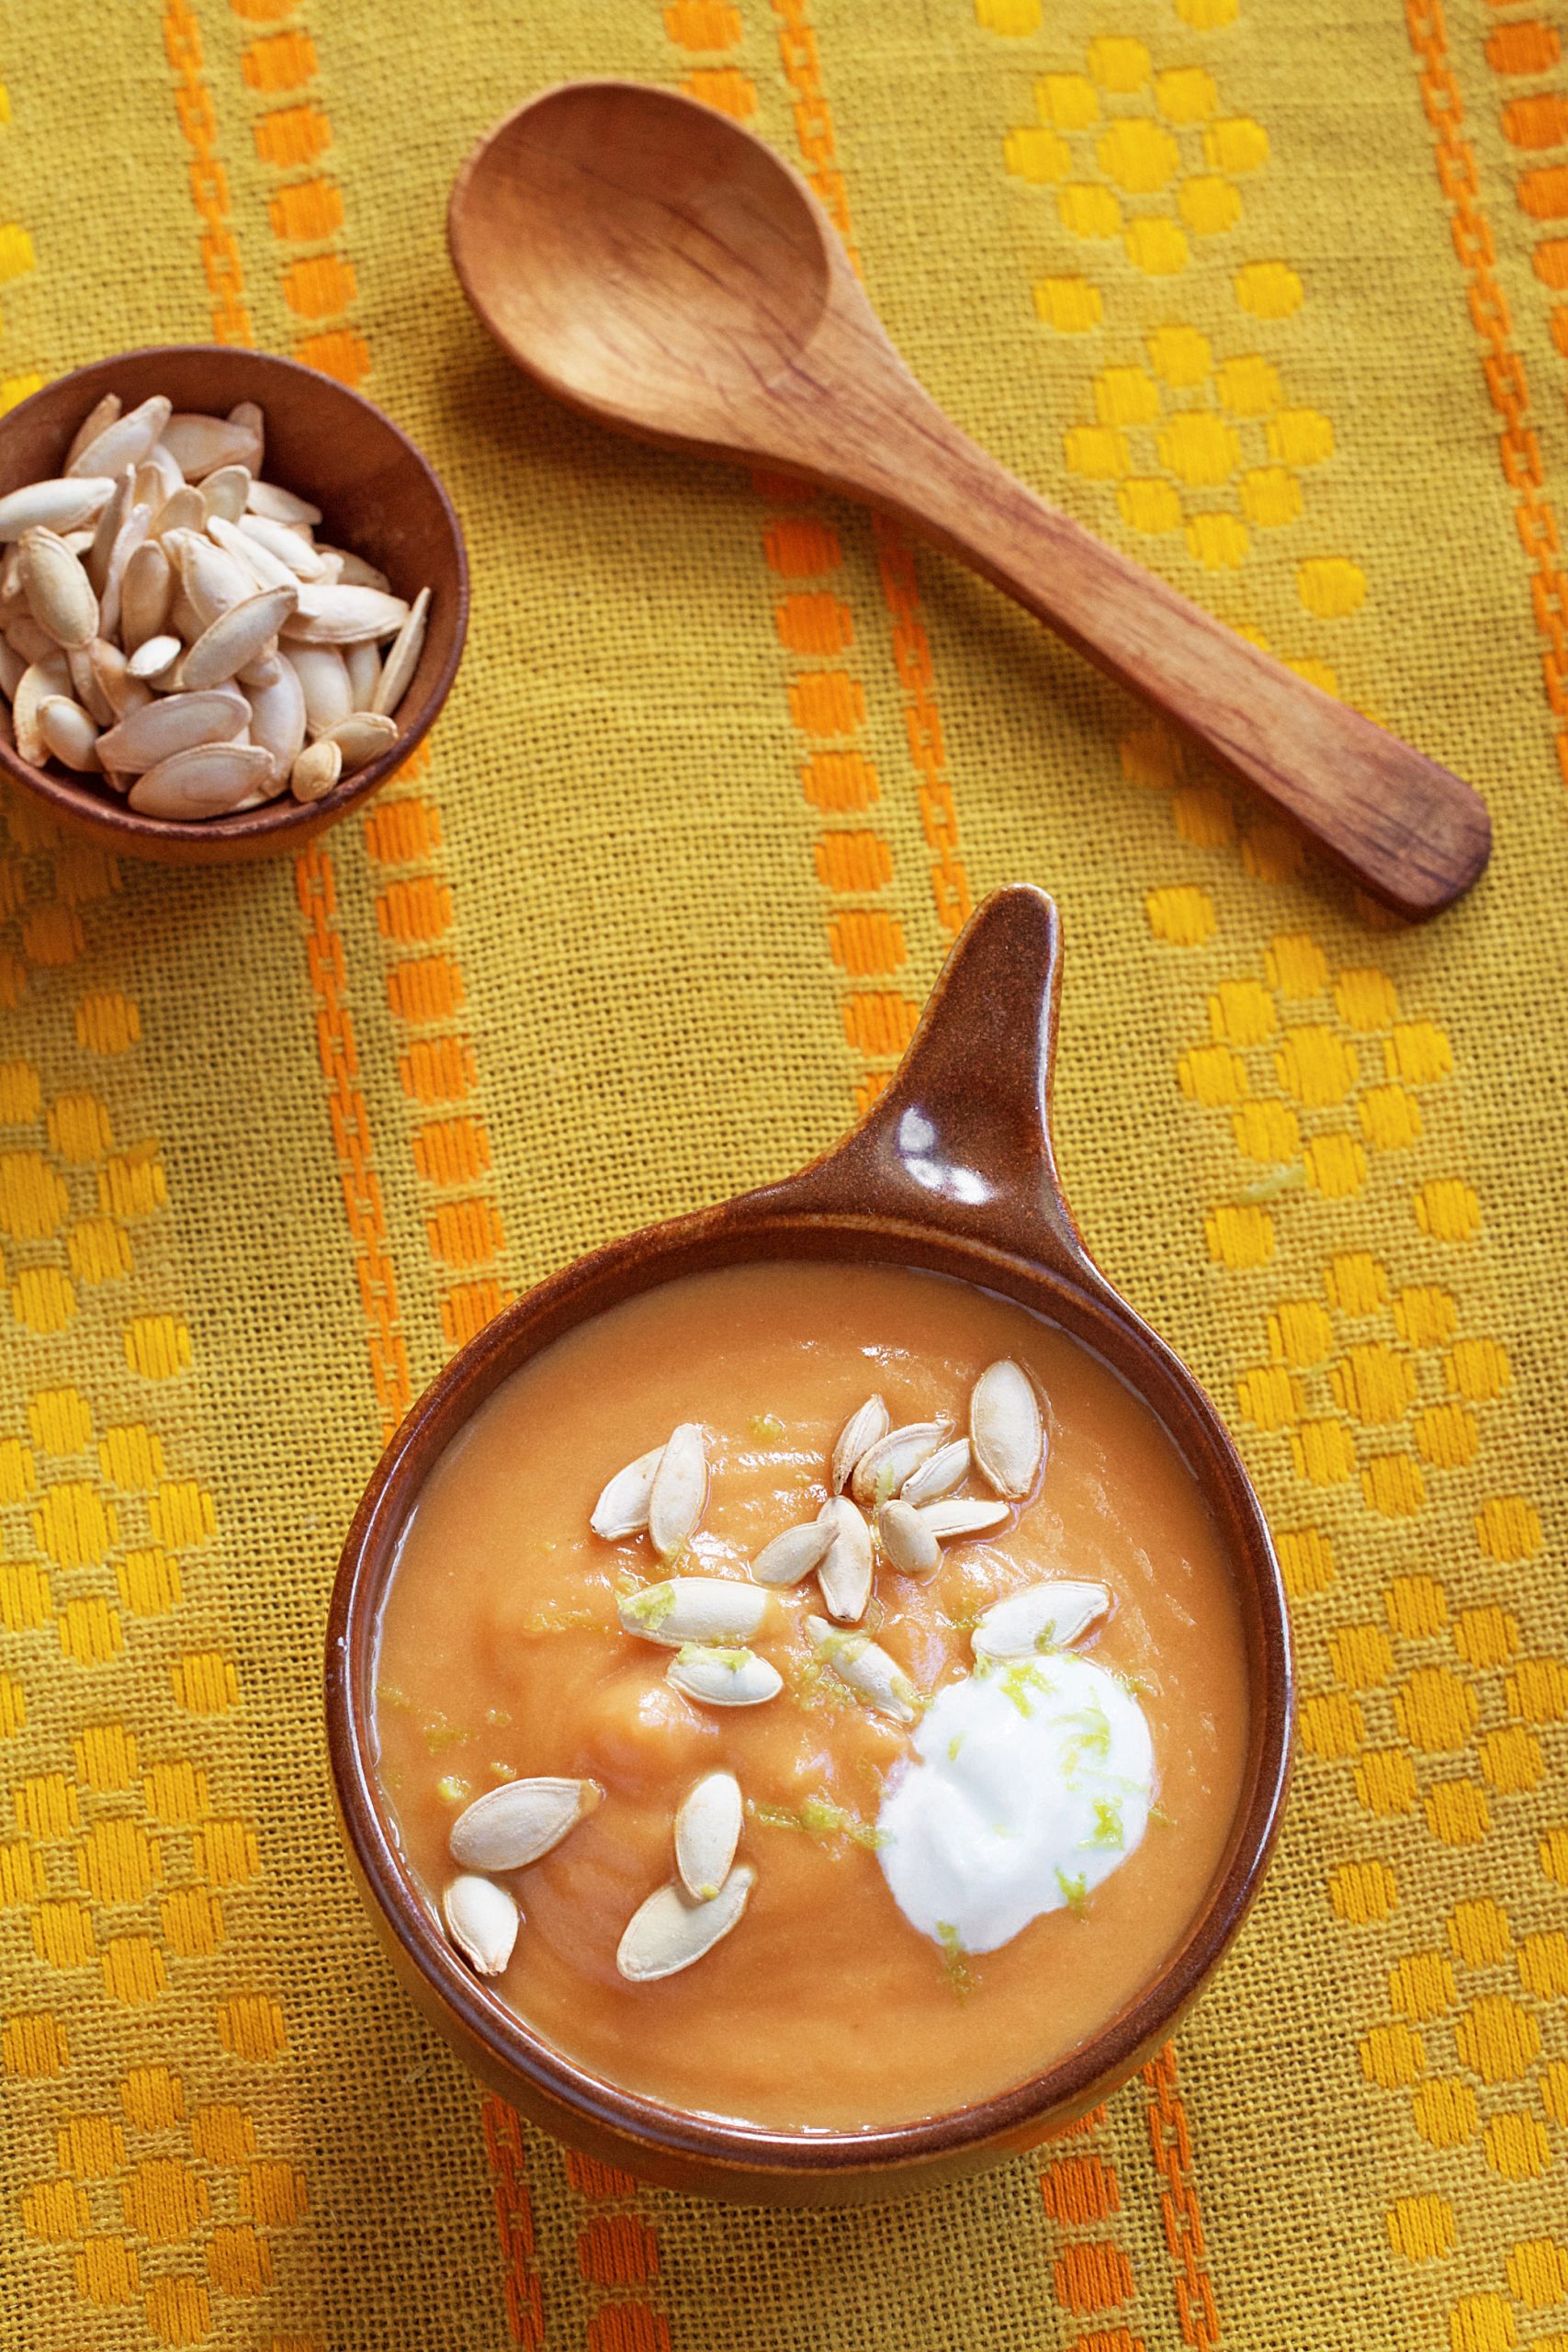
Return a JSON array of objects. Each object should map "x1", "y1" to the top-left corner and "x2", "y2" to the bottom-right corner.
[
  {"x1": 227, "y1": 0, "x2": 366, "y2": 381},
  {"x1": 220, "y1": 0, "x2": 521, "y2": 2296},
  {"x1": 293, "y1": 844, "x2": 412, "y2": 1436},
  {"x1": 1038, "y1": 2106, "x2": 1147, "y2": 2349},
  {"x1": 565, "y1": 2146, "x2": 671, "y2": 2350},
  {"x1": 1141, "y1": 2043, "x2": 1221, "y2": 2349},
  {"x1": 1407, "y1": 0, "x2": 1568, "y2": 790},
  {"x1": 163, "y1": 0, "x2": 254, "y2": 344},
  {"x1": 223, "y1": 11, "x2": 510, "y2": 1363},
  {"x1": 163, "y1": 0, "x2": 413, "y2": 1442},
  {"x1": 767, "y1": 0, "x2": 975, "y2": 955},
  {"x1": 481, "y1": 2099, "x2": 547, "y2": 2348},
  {"x1": 665, "y1": 6, "x2": 961, "y2": 1114}
]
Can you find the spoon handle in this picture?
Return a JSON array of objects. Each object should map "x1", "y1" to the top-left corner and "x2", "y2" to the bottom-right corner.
[{"x1": 840, "y1": 408, "x2": 1488, "y2": 919}]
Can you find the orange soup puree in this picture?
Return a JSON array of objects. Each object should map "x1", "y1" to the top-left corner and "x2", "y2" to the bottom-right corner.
[{"x1": 373, "y1": 1262, "x2": 1249, "y2": 2130}]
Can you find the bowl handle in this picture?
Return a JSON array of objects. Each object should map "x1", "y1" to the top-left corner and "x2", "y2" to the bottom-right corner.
[{"x1": 778, "y1": 886, "x2": 1095, "y2": 1282}]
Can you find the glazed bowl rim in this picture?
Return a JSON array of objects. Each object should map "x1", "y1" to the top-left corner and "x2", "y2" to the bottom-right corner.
[
  {"x1": 327, "y1": 1197, "x2": 1292, "y2": 2183},
  {"x1": 0, "y1": 343, "x2": 469, "y2": 854}
]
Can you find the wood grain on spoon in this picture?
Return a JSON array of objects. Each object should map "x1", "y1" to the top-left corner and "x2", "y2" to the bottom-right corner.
[{"x1": 449, "y1": 79, "x2": 1490, "y2": 920}]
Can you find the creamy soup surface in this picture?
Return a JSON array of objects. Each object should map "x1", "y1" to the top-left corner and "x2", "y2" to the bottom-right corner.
[{"x1": 374, "y1": 1262, "x2": 1250, "y2": 2131}]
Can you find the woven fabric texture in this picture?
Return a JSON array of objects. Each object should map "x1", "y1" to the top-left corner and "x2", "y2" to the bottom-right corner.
[{"x1": 1, "y1": 0, "x2": 1565, "y2": 2346}]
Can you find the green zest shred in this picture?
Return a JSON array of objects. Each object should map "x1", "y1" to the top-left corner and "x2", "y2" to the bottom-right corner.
[
  {"x1": 626, "y1": 1581, "x2": 677, "y2": 1629},
  {"x1": 1055, "y1": 1868, "x2": 1089, "y2": 1917},
  {"x1": 999, "y1": 1662, "x2": 1046, "y2": 1720},
  {"x1": 422, "y1": 1718, "x2": 472, "y2": 1756},
  {"x1": 751, "y1": 1793, "x2": 888, "y2": 1849},
  {"x1": 750, "y1": 1413, "x2": 785, "y2": 1441},
  {"x1": 1090, "y1": 1797, "x2": 1124, "y2": 1849},
  {"x1": 937, "y1": 1921, "x2": 972, "y2": 1996}
]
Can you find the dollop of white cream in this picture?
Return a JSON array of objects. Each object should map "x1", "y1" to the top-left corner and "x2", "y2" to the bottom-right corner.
[{"x1": 875, "y1": 1654, "x2": 1153, "y2": 1954}]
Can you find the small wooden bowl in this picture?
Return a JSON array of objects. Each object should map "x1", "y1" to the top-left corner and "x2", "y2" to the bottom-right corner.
[
  {"x1": 0, "y1": 346, "x2": 468, "y2": 863},
  {"x1": 327, "y1": 888, "x2": 1293, "y2": 2204}
]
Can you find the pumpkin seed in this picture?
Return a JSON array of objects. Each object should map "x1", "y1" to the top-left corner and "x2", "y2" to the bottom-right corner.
[
  {"x1": 666, "y1": 1645, "x2": 781, "y2": 1708},
  {"x1": 850, "y1": 1419, "x2": 952, "y2": 1509},
  {"x1": 443, "y1": 1873, "x2": 519, "y2": 1975},
  {"x1": 618, "y1": 1577, "x2": 769, "y2": 1649},
  {"x1": 449, "y1": 1776, "x2": 600, "y2": 1871},
  {"x1": 199, "y1": 464, "x2": 251, "y2": 526},
  {"x1": 371, "y1": 583, "x2": 430, "y2": 715},
  {"x1": 86, "y1": 639, "x2": 150, "y2": 720},
  {"x1": 207, "y1": 511, "x2": 292, "y2": 594},
  {"x1": 674, "y1": 1771, "x2": 743, "y2": 1902},
  {"x1": 134, "y1": 445, "x2": 184, "y2": 514},
  {"x1": 38, "y1": 695, "x2": 100, "y2": 772},
  {"x1": 972, "y1": 1580, "x2": 1111, "y2": 1660},
  {"x1": 246, "y1": 476, "x2": 321, "y2": 526},
  {"x1": 149, "y1": 484, "x2": 205, "y2": 541},
  {"x1": 69, "y1": 395, "x2": 172, "y2": 481},
  {"x1": 0, "y1": 476, "x2": 116, "y2": 540},
  {"x1": 282, "y1": 581, "x2": 410, "y2": 645},
  {"x1": 96, "y1": 502, "x2": 152, "y2": 643},
  {"x1": 321, "y1": 710, "x2": 397, "y2": 773},
  {"x1": 830, "y1": 1393, "x2": 888, "y2": 1494},
  {"x1": 287, "y1": 643, "x2": 355, "y2": 737},
  {"x1": 129, "y1": 741, "x2": 274, "y2": 820},
  {"x1": 649, "y1": 1421, "x2": 706, "y2": 1559},
  {"x1": 918, "y1": 1497, "x2": 1011, "y2": 1541},
  {"x1": 85, "y1": 467, "x2": 131, "y2": 594},
  {"x1": 751, "y1": 1516, "x2": 833, "y2": 1588},
  {"x1": 816, "y1": 1494, "x2": 874, "y2": 1623},
  {"x1": 227, "y1": 401, "x2": 265, "y2": 472},
  {"x1": 899, "y1": 1436, "x2": 971, "y2": 1507},
  {"x1": 126, "y1": 633, "x2": 183, "y2": 683},
  {"x1": 591, "y1": 1443, "x2": 664, "y2": 1540},
  {"x1": 320, "y1": 544, "x2": 391, "y2": 592},
  {"x1": 66, "y1": 643, "x2": 115, "y2": 727},
  {"x1": 289, "y1": 736, "x2": 343, "y2": 804},
  {"x1": 98, "y1": 687, "x2": 248, "y2": 771},
  {"x1": 180, "y1": 584, "x2": 297, "y2": 692},
  {"x1": 0, "y1": 637, "x2": 23, "y2": 698},
  {"x1": 13, "y1": 657, "x2": 70, "y2": 763},
  {"x1": 5, "y1": 616, "x2": 58, "y2": 667},
  {"x1": 19, "y1": 528, "x2": 99, "y2": 649},
  {"x1": 242, "y1": 654, "x2": 306, "y2": 782},
  {"x1": 118, "y1": 539, "x2": 174, "y2": 652},
  {"x1": 237, "y1": 510, "x2": 333, "y2": 581},
  {"x1": 971, "y1": 1360, "x2": 1043, "y2": 1498},
  {"x1": 875, "y1": 1498, "x2": 940, "y2": 1579},
  {"x1": 615, "y1": 1864, "x2": 754, "y2": 1982},
  {"x1": 807, "y1": 1614, "x2": 919, "y2": 1724},
  {"x1": 344, "y1": 639, "x2": 382, "y2": 710},
  {"x1": 158, "y1": 411, "x2": 254, "y2": 481},
  {"x1": 168, "y1": 529, "x2": 254, "y2": 629},
  {"x1": 64, "y1": 392, "x2": 121, "y2": 472}
]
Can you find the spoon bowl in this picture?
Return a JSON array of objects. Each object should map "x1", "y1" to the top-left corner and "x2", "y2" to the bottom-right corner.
[
  {"x1": 327, "y1": 886, "x2": 1293, "y2": 2203},
  {"x1": 451, "y1": 80, "x2": 1490, "y2": 921},
  {"x1": 450, "y1": 81, "x2": 832, "y2": 438}
]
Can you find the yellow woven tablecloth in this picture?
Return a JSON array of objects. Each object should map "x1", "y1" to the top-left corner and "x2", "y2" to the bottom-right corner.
[{"x1": 2, "y1": 0, "x2": 1565, "y2": 2344}]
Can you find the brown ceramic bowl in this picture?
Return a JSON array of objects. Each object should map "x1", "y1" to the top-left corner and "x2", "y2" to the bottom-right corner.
[
  {"x1": 0, "y1": 346, "x2": 468, "y2": 862},
  {"x1": 327, "y1": 887, "x2": 1292, "y2": 2204}
]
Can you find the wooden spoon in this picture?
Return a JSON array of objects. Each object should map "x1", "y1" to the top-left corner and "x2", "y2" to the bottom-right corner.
[{"x1": 449, "y1": 79, "x2": 1489, "y2": 920}]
